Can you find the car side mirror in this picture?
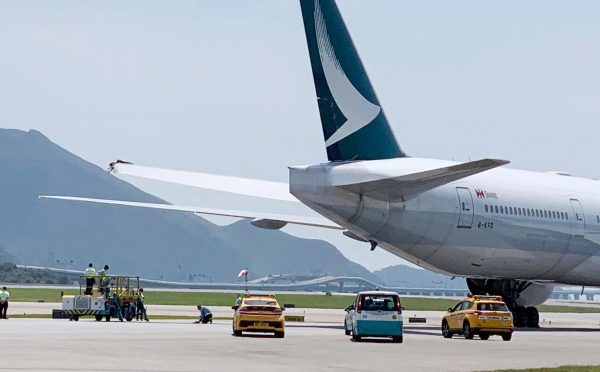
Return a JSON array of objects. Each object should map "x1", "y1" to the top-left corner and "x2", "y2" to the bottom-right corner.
[
  {"x1": 231, "y1": 305, "x2": 239, "y2": 311},
  {"x1": 401, "y1": 306, "x2": 406, "y2": 311},
  {"x1": 447, "y1": 308, "x2": 453, "y2": 312},
  {"x1": 281, "y1": 307, "x2": 285, "y2": 311},
  {"x1": 345, "y1": 305, "x2": 354, "y2": 312}
]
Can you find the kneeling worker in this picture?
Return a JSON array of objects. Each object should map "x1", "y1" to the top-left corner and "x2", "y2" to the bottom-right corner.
[{"x1": 195, "y1": 305, "x2": 212, "y2": 324}]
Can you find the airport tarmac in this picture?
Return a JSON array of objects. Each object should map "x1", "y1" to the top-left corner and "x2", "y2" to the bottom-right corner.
[
  {"x1": 10, "y1": 301, "x2": 600, "y2": 327},
  {"x1": 2, "y1": 315, "x2": 600, "y2": 372}
]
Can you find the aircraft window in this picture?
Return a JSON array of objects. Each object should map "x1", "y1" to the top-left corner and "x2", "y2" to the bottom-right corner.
[
  {"x1": 527, "y1": 209, "x2": 531, "y2": 217},
  {"x1": 495, "y1": 206, "x2": 499, "y2": 213},
  {"x1": 597, "y1": 215, "x2": 599, "y2": 224},
  {"x1": 566, "y1": 213, "x2": 569, "y2": 220},
  {"x1": 543, "y1": 210, "x2": 548, "y2": 218},
  {"x1": 560, "y1": 212, "x2": 564, "y2": 220},
  {"x1": 552, "y1": 211, "x2": 556, "y2": 219},
  {"x1": 500, "y1": 206, "x2": 504, "y2": 214},
  {"x1": 485, "y1": 205, "x2": 489, "y2": 213},
  {"x1": 535, "y1": 210, "x2": 540, "y2": 218},
  {"x1": 505, "y1": 206, "x2": 509, "y2": 214},
  {"x1": 518, "y1": 208, "x2": 522, "y2": 216}
]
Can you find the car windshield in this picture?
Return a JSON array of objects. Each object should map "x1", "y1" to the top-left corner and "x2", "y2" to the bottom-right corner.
[
  {"x1": 477, "y1": 302, "x2": 508, "y2": 311},
  {"x1": 360, "y1": 295, "x2": 398, "y2": 311},
  {"x1": 244, "y1": 300, "x2": 278, "y2": 306}
]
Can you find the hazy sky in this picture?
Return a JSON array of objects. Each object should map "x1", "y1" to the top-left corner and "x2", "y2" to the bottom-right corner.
[{"x1": 1, "y1": 1, "x2": 599, "y2": 270}]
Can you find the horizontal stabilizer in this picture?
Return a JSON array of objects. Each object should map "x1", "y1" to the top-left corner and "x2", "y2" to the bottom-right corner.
[
  {"x1": 109, "y1": 162, "x2": 296, "y2": 202},
  {"x1": 337, "y1": 158, "x2": 509, "y2": 202},
  {"x1": 39, "y1": 196, "x2": 342, "y2": 230}
]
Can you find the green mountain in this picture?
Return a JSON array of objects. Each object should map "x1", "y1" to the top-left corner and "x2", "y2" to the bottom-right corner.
[{"x1": 0, "y1": 129, "x2": 379, "y2": 283}]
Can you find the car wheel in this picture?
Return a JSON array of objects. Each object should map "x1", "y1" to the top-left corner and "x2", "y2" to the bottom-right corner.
[
  {"x1": 105, "y1": 315, "x2": 111, "y2": 322},
  {"x1": 502, "y1": 332, "x2": 512, "y2": 341},
  {"x1": 95, "y1": 315, "x2": 103, "y2": 321},
  {"x1": 351, "y1": 332, "x2": 361, "y2": 342},
  {"x1": 463, "y1": 321, "x2": 474, "y2": 340},
  {"x1": 392, "y1": 336, "x2": 403, "y2": 343},
  {"x1": 274, "y1": 331, "x2": 285, "y2": 338},
  {"x1": 344, "y1": 320, "x2": 351, "y2": 336},
  {"x1": 442, "y1": 321, "x2": 453, "y2": 339},
  {"x1": 479, "y1": 333, "x2": 489, "y2": 340},
  {"x1": 232, "y1": 324, "x2": 242, "y2": 337}
]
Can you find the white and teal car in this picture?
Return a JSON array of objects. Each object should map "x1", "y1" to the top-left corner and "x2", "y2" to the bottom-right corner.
[{"x1": 344, "y1": 291, "x2": 403, "y2": 343}]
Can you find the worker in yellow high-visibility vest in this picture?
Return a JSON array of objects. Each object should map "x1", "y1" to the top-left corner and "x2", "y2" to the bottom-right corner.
[{"x1": 84, "y1": 263, "x2": 96, "y2": 295}]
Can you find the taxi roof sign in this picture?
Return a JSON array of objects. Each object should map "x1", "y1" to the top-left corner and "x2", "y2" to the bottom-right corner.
[{"x1": 467, "y1": 294, "x2": 504, "y2": 302}]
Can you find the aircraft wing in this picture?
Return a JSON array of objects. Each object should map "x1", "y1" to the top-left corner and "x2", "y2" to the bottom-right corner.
[
  {"x1": 108, "y1": 161, "x2": 296, "y2": 202},
  {"x1": 38, "y1": 195, "x2": 342, "y2": 230},
  {"x1": 336, "y1": 158, "x2": 509, "y2": 202}
]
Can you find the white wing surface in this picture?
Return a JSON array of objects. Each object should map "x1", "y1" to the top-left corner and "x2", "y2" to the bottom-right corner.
[
  {"x1": 39, "y1": 195, "x2": 342, "y2": 230},
  {"x1": 110, "y1": 162, "x2": 296, "y2": 202}
]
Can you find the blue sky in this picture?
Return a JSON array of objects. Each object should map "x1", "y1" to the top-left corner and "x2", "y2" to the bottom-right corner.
[{"x1": 1, "y1": 1, "x2": 599, "y2": 270}]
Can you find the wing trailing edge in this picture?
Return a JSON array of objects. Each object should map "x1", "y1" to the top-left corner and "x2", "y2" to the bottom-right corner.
[{"x1": 39, "y1": 195, "x2": 342, "y2": 230}]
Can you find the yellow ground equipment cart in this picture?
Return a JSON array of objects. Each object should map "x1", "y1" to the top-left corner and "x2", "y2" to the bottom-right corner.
[{"x1": 62, "y1": 275, "x2": 143, "y2": 322}]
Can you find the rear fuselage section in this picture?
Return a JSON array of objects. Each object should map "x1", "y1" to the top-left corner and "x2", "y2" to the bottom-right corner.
[{"x1": 290, "y1": 158, "x2": 600, "y2": 286}]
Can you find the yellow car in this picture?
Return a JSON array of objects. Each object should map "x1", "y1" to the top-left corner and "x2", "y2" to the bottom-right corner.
[
  {"x1": 232, "y1": 294, "x2": 285, "y2": 338},
  {"x1": 442, "y1": 295, "x2": 513, "y2": 341}
]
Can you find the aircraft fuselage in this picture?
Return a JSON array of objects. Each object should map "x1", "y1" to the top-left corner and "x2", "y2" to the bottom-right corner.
[{"x1": 290, "y1": 157, "x2": 600, "y2": 286}]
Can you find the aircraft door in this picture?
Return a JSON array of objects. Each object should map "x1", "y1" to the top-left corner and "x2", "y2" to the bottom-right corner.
[
  {"x1": 456, "y1": 187, "x2": 474, "y2": 228},
  {"x1": 569, "y1": 199, "x2": 586, "y2": 236}
]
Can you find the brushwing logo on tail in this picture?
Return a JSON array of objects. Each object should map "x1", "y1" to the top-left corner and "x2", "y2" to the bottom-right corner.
[{"x1": 314, "y1": 0, "x2": 381, "y2": 147}]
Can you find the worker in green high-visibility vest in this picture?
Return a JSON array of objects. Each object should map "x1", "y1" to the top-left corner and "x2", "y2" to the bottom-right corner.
[
  {"x1": 98, "y1": 265, "x2": 110, "y2": 296},
  {"x1": 136, "y1": 288, "x2": 149, "y2": 322},
  {"x1": 84, "y1": 263, "x2": 96, "y2": 295},
  {"x1": 0, "y1": 286, "x2": 9, "y2": 319}
]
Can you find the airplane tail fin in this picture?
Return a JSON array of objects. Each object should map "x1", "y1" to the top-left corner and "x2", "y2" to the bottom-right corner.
[{"x1": 299, "y1": 0, "x2": 405, "y2": 161}]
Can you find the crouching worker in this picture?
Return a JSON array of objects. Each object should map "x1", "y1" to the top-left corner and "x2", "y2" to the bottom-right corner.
[
  {"x1": 136, "y1": 288, "x2": 149, "y2": 322},
  {"x1": 195, "y1": 305, "x2": 212, "y2": 324}
]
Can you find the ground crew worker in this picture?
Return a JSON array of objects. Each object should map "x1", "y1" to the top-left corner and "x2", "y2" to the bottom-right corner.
[
  {"x1": 0, "y1": 286, "x2": 10, "y2": 319},
  {"x1": 195, "y1": 305, "x2": 212, "y2": 324},
  {"x1": 109, "y1": 293, "x2": 123, "y2": 322},
  {"x1": 136, "y1": 288, "x2": 149, "y2": 322},
  {"x1": 84, "y1": 263, "x2": 96, "y2": 295},
  {"x1": 98, "y1": 265, "x2": 110, "y2": 296}
]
